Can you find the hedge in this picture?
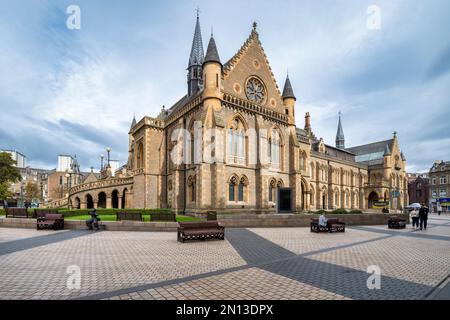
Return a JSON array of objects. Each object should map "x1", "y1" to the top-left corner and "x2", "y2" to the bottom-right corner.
[
  {"x1": 0, "y1": 208, "x2": 172, "y2": 217},
  {"x1": 311, "y1": 208, "x2": 363, "y2": 215},
  {"x1": 58, "y1": 208, "x2": 172, "y2": 217}
]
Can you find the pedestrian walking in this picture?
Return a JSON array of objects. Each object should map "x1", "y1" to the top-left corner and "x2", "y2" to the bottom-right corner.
[
  {"x1": 419, "y1": 203, "x2": 429, "y2": 231},
  {"x1": 437, "y1": 203, "x2": 442, "y2": 216}
]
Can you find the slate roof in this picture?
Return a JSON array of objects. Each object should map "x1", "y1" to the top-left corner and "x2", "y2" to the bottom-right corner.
[
  {"x1": 188, "y1": 15, "x2": 204, "y2": 67},
  {"x1": 346, "y1": 139, "x2": 394, "y2": 165},
  {"x1": 282, "y1": 75, "x2": 296, "y2": 100},
  {"x1": 203, "y1": 36, "x2": 221, "y2": 65}
]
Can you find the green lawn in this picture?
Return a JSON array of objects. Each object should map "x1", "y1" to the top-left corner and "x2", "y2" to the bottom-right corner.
[{"x1": 64, "y1": 214, "x2": 202, "y2": 222}]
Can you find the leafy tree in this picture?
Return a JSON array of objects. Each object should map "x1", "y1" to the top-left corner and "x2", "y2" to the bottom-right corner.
[
  {"x1": 0, "y1": 183, "x2": 12, "y2": 201},
  {"x1": 0, "y1": 152, "x2": 22, "y2": 200},
  {"x1": 24, "y1": 181, "x2": 40, "y2": 202}
]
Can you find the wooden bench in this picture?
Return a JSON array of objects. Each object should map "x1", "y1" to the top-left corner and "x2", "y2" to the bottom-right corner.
[
  {"x1": 37, "y1": 213, "x2": 64, "y2": 230},
  {"x1": 5, "y1": 207, "x2": 29, "y2": 218},
  {"x1": 388, "y1": 216, "x2": 406, "y2": 229},
  {"x1": 116, "y1": 211, "x2": 143, "y2": 222},
  {"x1": 32, "y1": 209, "x2": 59, "y2": 219},
  {"x1": 150, "y1": 212, "x2": 176, "y2": 222},
  {"x1": 311, "y1": 218, "x2": 346, "y2": 233},
  {"x1": 177, "y1": 221, "x2": 225, "y2": 243}
]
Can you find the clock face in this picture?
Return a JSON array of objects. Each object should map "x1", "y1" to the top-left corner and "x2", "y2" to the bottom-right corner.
[{"x1": 245, "y1": 77, "x2": 266, "y2": 104}]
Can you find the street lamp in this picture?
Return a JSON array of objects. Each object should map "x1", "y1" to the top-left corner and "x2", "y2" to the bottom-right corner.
[
  {"x1": 106, "y1": 147, "x2": 111, "y2": 166},
  {"x1": 65, "y1": 169, "x2": 73, "y2": 208},
  {"x1": 100, "y1": 154, "x2": 104, "y2": 171}
]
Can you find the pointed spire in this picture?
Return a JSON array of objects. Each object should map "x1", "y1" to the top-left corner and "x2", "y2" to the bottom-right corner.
[
  {"x1": 335, "y1": 112, "x2": 345, "y2": 149},
  {"x1": 188, "y1": 11, "x2": 204, "y2": 68},
  {"x1": 282, "y1": 74, "x2": 296, "y2": 100},
  {"x1": 384, "y1": 143, "x2": 392, "y2": 156},
  {"x1": 203, "y1": 35, "x2": 221, "y2": 66},
  {"x1": 130, "y1": 113, "x2": 136, "y2": 129}
]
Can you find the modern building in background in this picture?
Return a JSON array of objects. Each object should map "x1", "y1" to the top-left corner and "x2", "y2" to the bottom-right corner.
[
  {"x1": 407, "y1": 173, "x2": 429, "y2": 205},
  {"x1": 1, "y1": 149, "x2": 26, "y2": 168},
  {"x1": 57, "y1": 155, "x2": 74, "y2": 172},
  {"x1": 429, "y1": 160, "x2": 450, "y2": 212}
]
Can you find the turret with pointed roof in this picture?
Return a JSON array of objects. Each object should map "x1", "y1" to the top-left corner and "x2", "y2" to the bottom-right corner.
[
  {"x1": 203, "y1": 34, "x2": 221, "y2": 66},
  {"x1": 335, "y1": 112, "x2": 345, "y2": 149},
  {"x1": 187, "y1": 11, "x2": 204, "y2": 96},
  {"x1": 282, "y1": 74, "x2": 296, "y2": 100}
]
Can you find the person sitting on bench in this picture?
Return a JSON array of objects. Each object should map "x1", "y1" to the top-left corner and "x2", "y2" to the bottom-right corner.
[
  {"x1": 319, "y1": 214, "x2": 328, "y2": 228},
  {"x1": 86, "y1": 208, "x2": 101, "y2": 230}
]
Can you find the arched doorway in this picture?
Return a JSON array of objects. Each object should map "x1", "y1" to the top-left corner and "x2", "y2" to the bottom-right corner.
[
  {"x1": 98, "y1": 192, "x2": 107, "y2": 208},
  {"x1": 112, "y1": 190, "x2": 119, "y2": 208},
  {"x1": 74, "y1": 197, "x2": 81, "y2": 209},
  {"x1": 122, "y1": 188, "x2": 127, "y2": 209},
  {"x1": 86, "y1": 194, "x2": 94, "y2": 209},
  {"x1": 368, "y1": 191, "x2": 379, "y2": 209}
]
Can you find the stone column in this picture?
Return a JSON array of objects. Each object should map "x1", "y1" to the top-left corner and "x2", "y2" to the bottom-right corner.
[
  {"x1": 106, "y1": 196, "x2": 112, "y2": 209},
  {"x1": 118, "y1": 196, "x2": 123, "y2": 209},
  {"x1": 94, "y1": 198, "x2": 98, "y2": 209},
  {"x1": 80, "y1": 201, "x2": 87, "y2": 209}
]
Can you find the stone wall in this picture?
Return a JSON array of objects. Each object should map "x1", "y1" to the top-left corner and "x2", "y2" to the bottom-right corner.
[{"x1": 217, "y1": 213, "x2": 410, "y2": 228}]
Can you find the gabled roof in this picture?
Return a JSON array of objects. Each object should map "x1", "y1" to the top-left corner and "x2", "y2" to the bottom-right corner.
[
  {"x1": 346, "y1": 139, "x2": 394, "y2": 165},
  {"x1": 222, "y1": 23, "x2": 282, "y2": 97},
  {"x1": 384, "y1": 143, "x2": 391, "y2": 156}
]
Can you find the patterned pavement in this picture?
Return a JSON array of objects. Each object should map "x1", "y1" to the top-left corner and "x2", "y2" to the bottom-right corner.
[{"x1": 0, "y1": 214, "x2": 449, "y2": 300}]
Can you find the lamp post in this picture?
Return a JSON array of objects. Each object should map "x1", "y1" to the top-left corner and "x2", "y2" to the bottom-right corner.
[
  {"x1": 100, "y1": 154, "x2": 104, "y2": 171},
  {"x1": 65, "y1": 169, "x2": 73, "y2": 208},
  {"x1": 106, "y1": 147, "x2": 111, "y2": 166}
]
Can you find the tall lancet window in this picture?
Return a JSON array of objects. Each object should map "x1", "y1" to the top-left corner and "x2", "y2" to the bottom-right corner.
[
  {"x1": 227, "y1": 118, "x2": 246, "y2": 164},
  {"x1": 269, "y1": 129, "x2": 281, "y2": 169}
]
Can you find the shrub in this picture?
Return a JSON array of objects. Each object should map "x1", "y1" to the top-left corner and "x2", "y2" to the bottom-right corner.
[
  {"x1": 30, "y1": 208, "x2": 172, "y2": 217},
  {"x1": 313, "y1": 209, "x2": 327, "y2": 215},
  {"x1": 332, "y1": 208, "x2": 348, "y2": 214},
  {"x1": 349, "y1": 209, "x2": 363, "y2": 214}
]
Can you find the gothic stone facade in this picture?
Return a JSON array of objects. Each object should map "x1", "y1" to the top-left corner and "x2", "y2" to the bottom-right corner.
[{"x1": 68, "y1": 19, "x2": 408, "y2": 212}]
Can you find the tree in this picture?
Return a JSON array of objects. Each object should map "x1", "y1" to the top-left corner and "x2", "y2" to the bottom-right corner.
[
  {"x1": 0, "y1": 183, "x2": 12, "y2": 201},
  {"x1": 0, "y1": 152, "x2": 22, "y2": 200},
  {"x1": 24, "y1": 181, "x2": 40, "y2": 203}
]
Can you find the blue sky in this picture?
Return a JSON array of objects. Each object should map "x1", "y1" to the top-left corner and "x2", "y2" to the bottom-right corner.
[{"x1": 0, "y1": 0, "x2": 449, "y2": 173}]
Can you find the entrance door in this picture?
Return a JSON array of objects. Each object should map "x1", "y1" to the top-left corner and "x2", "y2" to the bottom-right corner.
[
  {"x1": 368, "y1": 192, "x2": 379, "y2": 209},
  {"x1": 277, "y1": 188, "x2": 293, "y2": 213}
]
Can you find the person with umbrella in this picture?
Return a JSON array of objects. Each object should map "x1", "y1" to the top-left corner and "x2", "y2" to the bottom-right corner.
[{"x1": 410, "y1": 207, "x2": 419, "y2": 229}]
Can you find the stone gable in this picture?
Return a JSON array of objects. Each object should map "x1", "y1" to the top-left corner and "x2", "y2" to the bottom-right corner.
[{"x1": 222, "y1": 33, "x2": 284, "y2": 112}]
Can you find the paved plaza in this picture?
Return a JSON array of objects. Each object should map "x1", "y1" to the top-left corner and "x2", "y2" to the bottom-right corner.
[{"x1": 0, "y1": 214, "x2": 449, "y2": 300}]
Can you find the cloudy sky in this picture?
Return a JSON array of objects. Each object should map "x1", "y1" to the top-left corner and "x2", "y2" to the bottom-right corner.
[{"x1": 0, "y1": 0, "x2": 449, "y2": 173}]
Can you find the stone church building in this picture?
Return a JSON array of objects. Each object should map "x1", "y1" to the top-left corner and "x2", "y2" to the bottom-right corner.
[{"x1": 68, "y1": 15, "x2": 409, "y2": 213}]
